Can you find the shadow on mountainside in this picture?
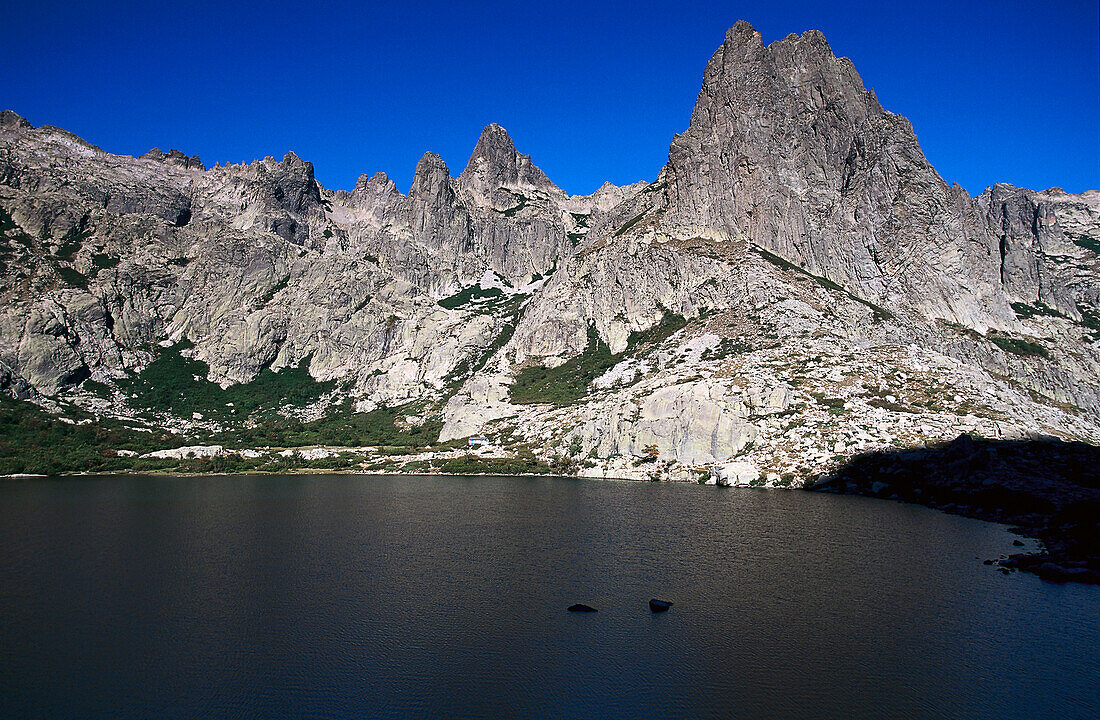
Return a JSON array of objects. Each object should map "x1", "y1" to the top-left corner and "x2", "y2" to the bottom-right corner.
[{"x1": 808, "y1": 434, "x2": 1100, "y2": 585}]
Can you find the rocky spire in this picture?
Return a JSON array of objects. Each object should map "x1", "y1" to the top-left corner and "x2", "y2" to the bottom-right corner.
[
  {"x1": 409, "y1": 151, "x2": 452, "y2": 201},
  {"x1": 458, "y1": 123, "x2": 556, "y2": 195},
  {"x1": 664, "y1": 20, "x2": 1012, "y2": 329},
  {"x1": 0, "y1": 110, "x2": 32, "y2": 130},
  {"x1": 408, "y1": 151, "x2": 470, "y2": 248}
]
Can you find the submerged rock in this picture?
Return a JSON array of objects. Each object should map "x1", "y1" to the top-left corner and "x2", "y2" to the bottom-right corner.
[{"x1": 649, "y1": 599, "x2": 673, "y2": 612}]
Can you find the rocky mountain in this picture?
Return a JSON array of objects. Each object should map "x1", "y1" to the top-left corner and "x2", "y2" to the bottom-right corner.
[{"x1": 1, "y1": 22, "x2": 1098, "y2": 487}]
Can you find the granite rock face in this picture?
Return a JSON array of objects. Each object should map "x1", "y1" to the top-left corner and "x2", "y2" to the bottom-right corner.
[
  {"x1": 662, "y1": 21, "x2": 1012, "y2": 331},
  {"x1": 977, "y1": 184, "x2": 1100, "y2": 318},
  {"x1": 1, "y1": 21, "x2": 1097, "y2": 482}
]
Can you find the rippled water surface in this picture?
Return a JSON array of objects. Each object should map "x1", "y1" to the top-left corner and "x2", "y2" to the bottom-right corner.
[{"x1": 1, "y1": 474, "x2": 1097, "y2": 718}]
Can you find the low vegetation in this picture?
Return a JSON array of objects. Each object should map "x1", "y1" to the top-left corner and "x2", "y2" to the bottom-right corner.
[
  {"x1": 1011, "y1": 301, "x2": 1066, "y2": 320},
  {"x1": 752, "y1": 245, "x2": 894, "y2": 321},
  {"x1": 91, "y1": 253, "x2": 119, "y2": 271},
  {"x1": 217, "y1": 402, "x2": 442, "y2": 449},
  {"x1": 701, "y1": 337, "x2": 753, "y2": 360},
  {"x1": 118, "y1": 341, "x2": 336, "y2": 421},
  {"x1": 257, "y1": 273, "x2": 291, "y2": 306},
  {"x1": 614, "y1": 211, "x2": 648, "y2": 237},
  {"x1": 1070, "y1": 234, "x2": 1100, "y2": 255},
  {"x1": 0, "y1": 397, "x2": 182, "y2": 475},
  {"x1": 989, "y1": 335, "x2": 1049, "y2": 358},
  {"x1": 510, "y1": 325, "x2": 617, "y2": 404},
  {"x1": 53, "y1": 223, "x2": 89, "y2": 261},
  {"x1": 438, "y1": 284, "x2": 505, "y2": 310},
  {"x1": 510, "y1": 314, "x2": 686, "y2": 404}
]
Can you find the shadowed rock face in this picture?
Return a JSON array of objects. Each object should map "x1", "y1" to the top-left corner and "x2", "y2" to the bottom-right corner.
[
  {"x1": 0, "y1": 22, "x2": 1097, "y2": 485},
  {"x1": 977, "y1": 183, "x2": 1100, "y2": 318},
  {"x1": 811, "y1": 435, "x2": 1100, "y2": 583}
]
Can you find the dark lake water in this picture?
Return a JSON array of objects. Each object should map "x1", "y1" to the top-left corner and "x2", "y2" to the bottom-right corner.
[{"x1": 0, "y1": 474, "x2": 1097, "y2": 719}]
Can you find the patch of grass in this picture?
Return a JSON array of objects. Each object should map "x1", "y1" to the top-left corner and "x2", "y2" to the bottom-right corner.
[
  {"x1": 257, "y1": 273, "x2": 291, "y2": 306},
  {"x1": 118, "y1": 342, "x2": 335, "y2": 421},
  {"x1": 1070, "y1": 235, "x2": 1100, "y2": 255},
  {"x1": 990, "y1": 335, "x2": 1049, "y2": 358},
  {"x1": 614, "y1": 212, "x2": 648, "y2": 237},
  {"x1": 438, "y1": 285, "x2": 504, "y2": 310},
  {"x1": 510, "y1": 324, "x2": 617, "y2": 404}
]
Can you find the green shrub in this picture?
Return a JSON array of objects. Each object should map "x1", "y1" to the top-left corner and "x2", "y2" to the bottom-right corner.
[
  {"x1": 437, "y1": 454, "x2": 552, "y2": 475},
  {"x1": 990, "y1": 335, "x2": 1049, "y2": 358},
  {"x1": 220, "y1": 402, "x2": 441, "y2": 449},
  {"x1": 614, "y1": 212, "x2": 647, "y2": 236},
  {"x1": 54, "y1": 224, "x2": 89, "y2": 260},
  {"x1": 56, "y1": 266, "x2": 88, "y2": 289},
  {"x1": 0, "y1": 397, "x2": 181, "y2": 475},
  {"x1": 1071, "y1": 235, "x2": 1100, "y2": 255},
  {"x1": 91, "y1": 253, "x2": 119, "y2": 270},
  {"x1": 257, "y1": 273, "x2": 291, "y2": 306},
  {"x1": 118, "y1": 342, "x2": 335, "y2": 420},
  {"x1": 752, "y1": 245, "x2": 894, "y2": 321},
  {"x1": 510, "y1": 314, "x2": 687, "y2": 405},
  {"x1": 510, "y1": 325, "x2": 618, "y2": 404},
  {"x1": 438, "y1": 285, "x2": 504, "y2": 310}
]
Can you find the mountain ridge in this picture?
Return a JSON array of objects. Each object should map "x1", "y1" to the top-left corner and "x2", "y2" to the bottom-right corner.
[{"x1": 0, "y1": 21, "x2": 1097, "y2": 488}]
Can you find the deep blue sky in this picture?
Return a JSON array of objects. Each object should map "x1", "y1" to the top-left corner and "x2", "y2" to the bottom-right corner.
[{"x1": 3, "y1": 1, "x2": 1097, "y2": 196}]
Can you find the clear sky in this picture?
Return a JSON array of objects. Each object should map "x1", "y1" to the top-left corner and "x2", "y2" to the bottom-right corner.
[{"x1": 3, "y1": 1, "x2": 1097, "y2": 196}]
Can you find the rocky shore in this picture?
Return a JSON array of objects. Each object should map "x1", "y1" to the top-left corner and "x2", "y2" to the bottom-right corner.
[{"x1": 811, "y1": 434, "x2": 1100, "y2": 584}]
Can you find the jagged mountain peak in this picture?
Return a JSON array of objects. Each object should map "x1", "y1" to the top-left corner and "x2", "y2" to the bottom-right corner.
[
  {"x1": 410, "y1": 151, "x2": 452, "y2": 196},
  {"x1": 355, "y1": 170, "x2": 396, "y2": 193},
  {"x1": 665, "y1": 21, "x2": 1011, "y2": 331},
  {"x1": 140, "y1": 147, "x2": 205, "y2": 171},
  {"x1": 459, "y1": 122, "x2": 556, "y2": 195},
  {"x1": 0, "y1": 110, "x2": 32, "y2": 130}
]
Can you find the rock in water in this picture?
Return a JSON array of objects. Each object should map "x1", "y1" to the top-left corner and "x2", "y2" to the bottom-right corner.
[
  {"x1": 649, "y1": 599, "x2": 673, "y2": 612},
  {"x1": 567, "y1": 604, "x2": 598, "y2": 613}
]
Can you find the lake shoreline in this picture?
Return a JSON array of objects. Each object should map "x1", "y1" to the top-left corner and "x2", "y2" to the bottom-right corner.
[
  {"x1": 8, "y1": 452, "x2": 1097, "y2": 586},
  {"x1": 811, "y1": 435, "x2": 1100, "y2": 585}
]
